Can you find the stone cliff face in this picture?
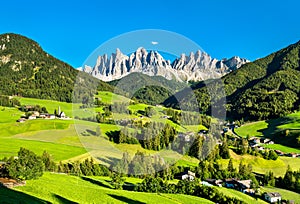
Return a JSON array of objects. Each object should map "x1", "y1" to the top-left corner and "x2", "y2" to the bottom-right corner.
[{"x1": 83, "y1": 47, "x2": 249, "y2": 82}]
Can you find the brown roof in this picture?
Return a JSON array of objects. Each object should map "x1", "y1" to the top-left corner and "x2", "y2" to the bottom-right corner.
[
  {"x1": 0, "y1": 177, "x2": 18, "y2": 184},
  {"x1": 266, "y1": 192, "x2": 281, "y2": 197}
]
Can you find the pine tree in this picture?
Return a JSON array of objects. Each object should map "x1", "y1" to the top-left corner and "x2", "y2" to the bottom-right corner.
[
  {"x1": 41, "y1": 150, "x2": 56, "y2": 171},
  {"x1": 7, "y1": 148, "x2": 44, "y2": 180},
  {"x1": 227, "y1": 158, "x2": 234, "y2": 172},
  {"x1": 110, "y1": 172, "x2": 125, "y2": 189}
]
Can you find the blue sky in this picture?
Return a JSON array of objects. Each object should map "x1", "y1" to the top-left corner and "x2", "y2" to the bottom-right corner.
[{"x1": 0, "y1": 0, "x2": 299, "y2": 67}]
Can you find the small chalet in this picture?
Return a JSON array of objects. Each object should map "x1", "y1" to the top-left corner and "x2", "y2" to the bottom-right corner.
[
  {"x1": 0, "y1": 178, "x2": 26, "y2": 188},
  {"x1": 264, "y1": 192, "x2": 281, "y2": 203},
  {"x1": 205, "y1": 178, "x2": 223, "y2": 187},
  {"x1": 237, "y1": 180, "x2": 254, "y2": 194},
  {"x1": 286, "y1": 153, "x2": 297, "y2": 158},
  {"x1": 17, "y1": 118, "x2": 26, "y2": 123},
  {"x1": 224, "y1": 179, "x2": 238, "y2": 188},
  {"x1": 200, "y1": 181, "x2": 213, "y2": 187},
  {"x1": 28, "y1": 115, "x2": 36, "y2": 120},
  {"x1": 224, "y1": 179, "x2": 254, "y2": 194},
  {"x1": 39, "y1": 113, "x2": 47, "y2": 118},
  {"x1": 250, "y1": 137, "x2": 260, "y2": 144},
  {"x1": 260, "y1": 138, "x2": 273, "y2": 144},
  {"x1": 275, "y1": 150, "x2": 284, "y2": 156},
  {"x1": 32, "y1": 111, "x2": 40, "y2": 117},
  {"x1": 175, "y1": 170, "x2": 196, "y2": 181},
  {"x1": 45, "y1": 114, "x2": 56, "y2": 120}
]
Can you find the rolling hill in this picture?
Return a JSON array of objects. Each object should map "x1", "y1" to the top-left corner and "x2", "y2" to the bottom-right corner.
[{"x1": 108, "y1": 72, "x2": 186, "y2": 105}]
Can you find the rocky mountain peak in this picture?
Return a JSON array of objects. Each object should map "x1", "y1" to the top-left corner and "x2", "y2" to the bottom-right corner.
[{"x1": 83, "y1": 48, "x2": 249, "y2": 82}]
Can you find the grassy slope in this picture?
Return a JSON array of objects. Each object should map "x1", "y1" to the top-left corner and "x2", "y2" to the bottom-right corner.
[
  {"x1": 0, "y1": 107, "x2": 24, "y2": 123},
  {"x1": 19, "y1": 95, "x2": 207, "y2": 134},
  {"x1": 235, "y1": 111, "x2": 300, "y2": 154},
  {"x1": 18, "y1": 97, "x2": 80, "y2": 117},
  {"x1": 95, "y1": 91, "x2": 131, "y2": 104},
  {"x1": 261, "y1": 186, "x2": 300, "y2": 203},
  {"x1": 235, "y1": 121, "x2": 268, "y2": 137},
  {"x1": 263, "y1": 144, "x2": 300, "y2": 154},
  {"x1": 0, "y1": 108, "x2": 87, "y2": 160},
  {"x1": 1, "y1": 103, "x2": 298, "y2": 175},
  {"x1": 214, "y1": 187, "x2": 267, "y2": 204},
  {"x1": 278, "y1": 111, "x2": 300, "y2": 129},
  {"x1": 236, "y1": 111, "x2": 300, "y2": 138},
  {"x1": 14, "y1": 173, "x2": 213, "y2": 204},
  {"x1": 0, "y1": 106, "x2": 198, "y2": 166},
  {"x1": 218, "y1": 150, "x2": 300, "y2": 177},
  {"x1": 0, "y1": 138, "x2": 86, "y2": 161}
]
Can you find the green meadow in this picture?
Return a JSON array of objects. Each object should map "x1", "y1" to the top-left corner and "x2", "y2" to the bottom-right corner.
[
  {"x1": 236, "y1": 111, "x2": 300, "y2": 138},
  {"x1": 0, "y1": 96, "x2": 299, "y2": 203},
  {"x1": 218, "y1": 150, "x2": 300, "y2": 177},
  {"x1": 3, "y1": 172, "x2": 274, "y2": 204},
  {"x1": 95, "y1": 91, "x2": 131, "y2": 104},
  {"x1": 9, "y1": 172, "x2": 214, "y2": 204},
  {"x1": 263, "y1": 144, "x2": 300, "y2": 154},
  {"x1": 235, "y1": 121, "x2": 268, "y2": 137},
  {"x1": 0, "y1": 107, "x2": 23, "y2": 123},
  {"x1": 18, "y1": 97, "x2": 79, "y2": 117}
]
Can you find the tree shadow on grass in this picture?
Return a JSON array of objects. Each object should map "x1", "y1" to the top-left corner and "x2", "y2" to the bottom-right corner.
[
  {"x1": 122, "y1": 182, "x2": 136, "y2": 191},
  {"x1": 0, "y1": 187, "x2": 50, "y2": 204},
  {"x1": 53, "y1": 194, "x2": 78, "y2": 204},
  {"x1": 81, "y1": 176, "x2": 113, "y2": 189},
  {"x1": 107, "y1": 194, "x2": 146, "y2": 204}
]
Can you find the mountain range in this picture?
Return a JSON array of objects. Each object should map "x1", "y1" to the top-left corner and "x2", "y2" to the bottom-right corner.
[
  {"x1": 82, "y1": 48, "x2": 249, "y2": 82},
  {"x1": 1, "y1": 33, "x2": 300, "y2": 122}
]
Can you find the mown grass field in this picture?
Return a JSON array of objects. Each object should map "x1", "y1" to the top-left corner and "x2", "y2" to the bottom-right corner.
[
  {"x1": 277, "y1": 111, "x2": 300, "y2": 129},
  {"x1": 175, "y1": 155, "x2": 199, "y2": 167},
  {"x1": 235, "y1": 121, "x2": 268, "y2": 137},
  {"x1": 263, "y1": 144, "x2": 300, "y2": 154},
  {"x1": 218, "y1": 150, "x2": 300, "y2": 177},
  {"x1": 0, "y1": 138, "x2": 87, "y2": 161},
  {"x1": 11, "y1": 173, "x2": 214, "y2": 204},
  {"x1": 236, "y1": 111, "x2": 300, "y2": 138},
  {"x1": 261, "y1": 186, "x2": 300, "y2": 203},
  {"x1": 95, "y1": 91, "x2": 131, "y2": 104},
  {"x1": 18, "y1": 97, "x2": 79, "y2": 117},
  {"x1": 235, "y1": 111, "x2": 300, "y2": 154},
  {"x1": 0, "y1": 107, "x2": 23, "y2": 123},
  {"x1": 0, "y1": 109, "x2": 88, "y2": 161},
  {"x1": 0, "y1": 105, "x2": 201, "y2": 166}
]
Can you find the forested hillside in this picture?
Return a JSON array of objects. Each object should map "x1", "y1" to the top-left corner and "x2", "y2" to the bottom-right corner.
[
  {"x1": 164, "y1": 40, "x2": 300, "y2": 121},
  {"x1": 108, "y1": 73, "x2": 186, "y2": 105},
  {"x1": 0, "y1": 33, "x2": 113, "y2": 102}
]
